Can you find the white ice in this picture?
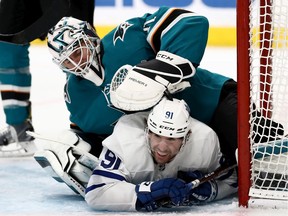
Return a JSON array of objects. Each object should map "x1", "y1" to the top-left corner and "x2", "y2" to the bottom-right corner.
[{"x1": 0, "y1": 45, "x2": 287, "y2": 216}]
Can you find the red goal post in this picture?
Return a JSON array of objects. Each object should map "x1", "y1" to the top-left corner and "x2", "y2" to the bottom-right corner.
[{"x1": 237, "y1": 0, "x2": 288, "y2": 208}]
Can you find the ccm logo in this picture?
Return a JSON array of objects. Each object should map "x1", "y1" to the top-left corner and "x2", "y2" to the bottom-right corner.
[
  {"x1": 159, "y1": 125, "x2": 175, "y2": 131},
  {"x1": 156, "y1": 53, "x2": 173, "y2": 61}
]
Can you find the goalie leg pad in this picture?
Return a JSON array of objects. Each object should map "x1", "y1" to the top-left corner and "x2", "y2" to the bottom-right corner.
[
  {"x1": 34, "y1": 149, "x2": 91, "y2": 197},
  {"x1": 69, "y1": 157, "x2": 93, "y2": 187},
  {"x1": 34, "y1": 150, "x2": 66, "y2": 183},
  {"x1": 33, "y1": 130, "x2": 98, "y2": 197}
]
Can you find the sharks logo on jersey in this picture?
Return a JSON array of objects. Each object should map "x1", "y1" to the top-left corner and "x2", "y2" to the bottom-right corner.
[{"x1": 113, "y1": 21, "x2": 133, "y2": 45}]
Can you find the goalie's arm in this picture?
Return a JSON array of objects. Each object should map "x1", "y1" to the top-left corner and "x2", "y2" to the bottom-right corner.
[{"x1": 145, "y1": 7, "x2": 209, "y2": 69}]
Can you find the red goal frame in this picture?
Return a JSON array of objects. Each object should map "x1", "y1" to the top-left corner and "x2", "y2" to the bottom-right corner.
[
  {"x1": 237, "y1": 0, "x2": 274, "y2": 207},
  {"x1": 237, "y1": 0, "x2": 251, "y2": 207}
]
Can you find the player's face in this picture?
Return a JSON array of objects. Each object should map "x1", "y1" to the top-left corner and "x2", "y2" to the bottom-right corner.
[
  {"x1": 62, "y1": 42, "x2": 91, "y2": 72},
  {"x1": 149, "y1": 132, "x2": 183, "y2": 165}
]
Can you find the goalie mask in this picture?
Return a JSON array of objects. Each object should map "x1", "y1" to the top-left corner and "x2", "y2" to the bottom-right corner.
[
  {"x1": 147, "y1": 97, "x2": 191, "y2": 138},
  {"x1": 47, "y1": 17, "x2": 104, "y2": 86}
]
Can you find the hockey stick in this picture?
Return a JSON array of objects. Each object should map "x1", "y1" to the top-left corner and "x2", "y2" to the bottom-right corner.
[
  {"x1": 0, "y1": 0, "x2": 70, "y2": 44},
  {"x1": 187, "y1": 163, "x2": 237, "y2": 189},
  {"x1": 160, "y1": 163, "x2": 237, "y2": 206}
]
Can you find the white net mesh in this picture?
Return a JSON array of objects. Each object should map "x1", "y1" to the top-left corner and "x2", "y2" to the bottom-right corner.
[{"x1": 248, "y1": 0, "x2": 288, "y2": 201}]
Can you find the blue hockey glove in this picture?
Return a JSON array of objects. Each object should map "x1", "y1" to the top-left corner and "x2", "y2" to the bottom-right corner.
[
  {"x1": 188, "y1": 179, "x2": 218, "y2": 204},
  {"x1": 178, "y1": 170, "x2": 218, "y2": 205},
  {"x1": 135, "y1": 178, "x2": 190, "y2": 211}
]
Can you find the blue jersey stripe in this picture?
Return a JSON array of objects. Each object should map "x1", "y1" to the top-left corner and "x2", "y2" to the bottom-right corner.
[
  {"x1": 86, "y1": 183, "x2": 106, "y2": 193},
  {"x1": 93, "y1": 169, "x2": 126, "y2": 181}
]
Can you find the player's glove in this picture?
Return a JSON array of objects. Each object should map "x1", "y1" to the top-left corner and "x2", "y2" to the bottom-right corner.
[
  {"x1": 178, "y1": 170, "x2": 218, "y2": 205},
  {"x1": 135, "y1": 178, "x2": 190, "y2": 211}
]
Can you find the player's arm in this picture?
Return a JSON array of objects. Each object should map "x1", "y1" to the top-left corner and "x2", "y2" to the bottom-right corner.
[
  {"x1": 85, "y1": 147, "x2": 191, "y2": 212},
  {"x1": 178, "y1": 165, "x2": 237, "y2": 205},
  {"x1": 207, "y1": 131, "x2": 238, "y2": 201},
  {"x1": 85, "y1": 147, "x2": 137, "y2": 211}
]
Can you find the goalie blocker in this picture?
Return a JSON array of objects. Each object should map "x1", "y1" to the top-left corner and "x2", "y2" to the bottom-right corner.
[
  {"x1": 32, "y1": 130, "x2": 99, "y2": 197},
  {"x1": 110, "y1": 51, "x2": 195, "y2": 111}
]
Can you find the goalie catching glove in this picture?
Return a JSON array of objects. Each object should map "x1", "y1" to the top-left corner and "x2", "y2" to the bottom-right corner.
[{"x1": 110, "y1": 51, "x2": 195, "y2": 111}]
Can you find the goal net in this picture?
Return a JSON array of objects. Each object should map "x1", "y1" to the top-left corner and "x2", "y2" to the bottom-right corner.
[{"x1": 237, "y1": 0, "x2": 288, "y2": 208}]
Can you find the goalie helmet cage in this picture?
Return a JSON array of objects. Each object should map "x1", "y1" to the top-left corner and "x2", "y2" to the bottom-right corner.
[{"x1": 237, "y1": 0, "x2": 288, "y2": 208}]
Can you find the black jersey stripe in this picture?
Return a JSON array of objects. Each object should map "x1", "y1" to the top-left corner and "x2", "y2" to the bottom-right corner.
[
  {"x1": 150, "y1": 9, "x2": 194, "y2": 52},
  {"x1": 1, "y1": 91, "x2": 30, "y2": 101}
]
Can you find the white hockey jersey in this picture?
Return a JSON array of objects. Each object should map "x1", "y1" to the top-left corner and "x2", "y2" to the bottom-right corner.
[{"x1": 85, "y1": 112, "x2": 237, "y2": 211}]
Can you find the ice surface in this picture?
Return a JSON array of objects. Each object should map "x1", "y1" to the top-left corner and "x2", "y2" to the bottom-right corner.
[{"x1": 0, "y1": 46, "x2": 287, "y2": 216}]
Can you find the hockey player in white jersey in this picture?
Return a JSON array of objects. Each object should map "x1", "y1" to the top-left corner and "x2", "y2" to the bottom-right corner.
[{"x1": 85, "y1": 97, "x2": 238, "y2": 211}]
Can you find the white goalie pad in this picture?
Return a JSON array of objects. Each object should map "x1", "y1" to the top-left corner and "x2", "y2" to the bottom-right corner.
[
  {"x1": 30, "y1": 130, "x2": 99, "y2": 197},
  {"x1": 109, "y1": 51, "x2": 194, "y2": 111},
  {"x1": 34, "y1": 150, "x2": 88, "y2": 196},
  {"x1": 110, "y1": 65, "x2": 167, "y2": 111}
]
